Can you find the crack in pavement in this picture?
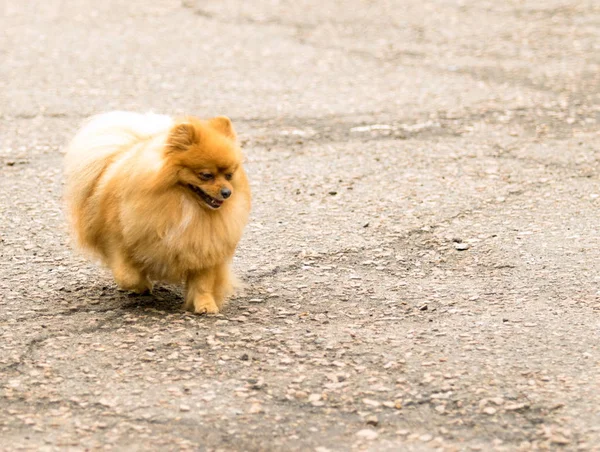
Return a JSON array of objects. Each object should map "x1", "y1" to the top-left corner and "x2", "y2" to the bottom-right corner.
[{"x1": 0, "y1": 312, "x2": 124, "y2": 372}]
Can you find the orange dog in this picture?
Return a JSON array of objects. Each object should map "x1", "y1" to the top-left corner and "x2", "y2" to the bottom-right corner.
[{"x1": 64, "y1": 112, "x2": 251, "y2": 314}]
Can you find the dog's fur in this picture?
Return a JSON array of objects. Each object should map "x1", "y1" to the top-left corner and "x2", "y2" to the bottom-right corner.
[{"x1": 64, "y1": 111, "x2": 251, "y2": 314}]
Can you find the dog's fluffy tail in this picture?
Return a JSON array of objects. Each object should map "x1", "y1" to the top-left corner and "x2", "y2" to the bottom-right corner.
[{"x1": 63, "y1": 111, "x2": 173, "y2": 244}]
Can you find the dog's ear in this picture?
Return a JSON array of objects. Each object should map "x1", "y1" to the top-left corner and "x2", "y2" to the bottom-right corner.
[
  {"x1": 167, "y1": 122, "x2": 198, "y2": 151},
  {"x1": 209, "y1": 116, "x2": 236, "y2": 140}
]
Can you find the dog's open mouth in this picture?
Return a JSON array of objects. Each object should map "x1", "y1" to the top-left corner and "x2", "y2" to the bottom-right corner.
[{"x1": 188, "y1": 184, "x2": 223, "y2": 209}]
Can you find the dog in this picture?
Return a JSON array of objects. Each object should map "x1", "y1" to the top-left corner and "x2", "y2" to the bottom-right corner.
[{"x1": 64, "y1": 111, "x2": 251, "y2": 314}]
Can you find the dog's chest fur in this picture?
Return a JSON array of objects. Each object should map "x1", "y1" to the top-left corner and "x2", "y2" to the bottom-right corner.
[{"x1": 123, "y1": 193, "x2": 248, "y2": 282}]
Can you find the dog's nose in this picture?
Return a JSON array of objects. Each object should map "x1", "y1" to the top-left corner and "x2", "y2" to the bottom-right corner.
[{"x1": 220, "y1": 188, "x2": 232, "y2": 199}]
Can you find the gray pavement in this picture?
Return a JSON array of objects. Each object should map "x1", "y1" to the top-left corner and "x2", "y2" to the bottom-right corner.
[{"x1": 1, "y1": 0, "x2": 600, "y2": 450}]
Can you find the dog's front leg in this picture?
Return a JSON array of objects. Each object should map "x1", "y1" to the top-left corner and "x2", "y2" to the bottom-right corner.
[{"x1": 184, "y1": 269, "x2": 219, "y2": 314}]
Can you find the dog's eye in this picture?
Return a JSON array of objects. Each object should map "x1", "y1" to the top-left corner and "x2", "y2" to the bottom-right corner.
[
  {"x1": 199, "y1": 173, "x2": 214, "y2": 181},
  {"x1": 224, "y1": 173, "x2": 233, "y2": 181}
]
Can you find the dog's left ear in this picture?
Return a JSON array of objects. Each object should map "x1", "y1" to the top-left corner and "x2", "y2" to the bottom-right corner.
[
  {"x1": 209, "y1": 116, "x2": 236, "y2": 140},
  {"x1": 167, "y1": 122, "x2": 198, "y2": 151}
]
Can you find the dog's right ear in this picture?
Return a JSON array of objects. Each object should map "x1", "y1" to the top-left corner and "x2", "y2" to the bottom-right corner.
[
  {"x1": 208, "y1": 116, "x2": 236, "y2": 140},
  {"x1": 167, "y1": 122, "x2": 198, "y2": 151}
]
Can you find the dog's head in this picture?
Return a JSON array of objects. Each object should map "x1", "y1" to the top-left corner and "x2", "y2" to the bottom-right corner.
[{"x1": 165, "y1": 116, "x2": 243, "y2": 211}]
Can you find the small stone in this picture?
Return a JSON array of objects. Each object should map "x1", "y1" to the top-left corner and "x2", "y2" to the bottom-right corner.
[
  {"x1": 248, "y1": 403, "x2": 264, "y2": 414},
  {"x1": 308, "y1": 394, "x2": 322, "y2": 403},
  {"x1": 419, "y1": 434, "x2": 433, "y2": 442},
  {"x1": 366, "y1": 415, "x2": 378, "y2": 426},
  {"x1": 249, "y1": 378, "x2": 266, "y2": 390},
  {"x1": 362, "y1": 398, "x2": 381, "y2": 407},
  {"x1": 179, "y1": 405, "x2": 191, "y2": 412},
  {"x1": 435, "y1": 405, "x2": 445, "y2": 414},
  {"x1": 308, "y1": 393, "x2": 324, "y2": 406},
  {"x1": 483, "y1": 407, "x2": 497, "y2": 415},
  {"x1": 550, "y1": 435, "x2": 570, "y2": 445},
  {"x1": 97, "y1": 399, "x2": 113, "y2": 407},
  {"x1": 454, "y1": 242, "x2": 470, "y2": 251},
  {"x1": 505, "y1": 402, "x2": 529, "y2": 411},
  {"x1": 294, "y1": 391, "x2": 308, "y2": 399},
  {"x1": 356, "y1": 429, "x2": 378, "y2": 440}
]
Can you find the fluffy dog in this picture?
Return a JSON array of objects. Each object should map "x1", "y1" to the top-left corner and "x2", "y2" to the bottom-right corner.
[{"x1": 64, "y1": 112, "x2": 251, "y2": 314}]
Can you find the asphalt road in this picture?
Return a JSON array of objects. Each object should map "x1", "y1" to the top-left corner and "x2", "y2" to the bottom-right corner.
[{"x1": 1, "y1": 0, "x2": 600, "y2": 450}]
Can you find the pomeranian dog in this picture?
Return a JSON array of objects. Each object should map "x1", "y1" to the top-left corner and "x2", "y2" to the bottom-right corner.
[{"x1": 64, "y1": 111, "x2": 251, "y2": 314}]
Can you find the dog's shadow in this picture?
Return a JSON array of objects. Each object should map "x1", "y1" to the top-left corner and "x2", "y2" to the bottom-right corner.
[
  {"x1": 67, "y1": 280, "x2": 260, "y2": 318},
  {"x1": 119, "y1": 285, "x2": 184, "y2": 313},
  {"x1": 109, "y1": 285, "x2": 257, "y2": 317}
]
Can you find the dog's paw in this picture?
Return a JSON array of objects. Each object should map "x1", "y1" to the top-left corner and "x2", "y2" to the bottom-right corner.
[
  {"x1": 113, "y1": 266, "x2": 153, "y2": 294},
  {"x1": 195, "y1": 304, "x2": 219, "y2": 315},
  {"x1": 185, "y1": 294, "x2": 219, "y2": 315},
  {"x1": 118, "y1": 279, "x2": 153, "y2": 295}
]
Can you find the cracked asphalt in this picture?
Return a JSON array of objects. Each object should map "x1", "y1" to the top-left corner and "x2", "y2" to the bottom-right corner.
[{"x1": 1, "y1": 0, "x2": 600, "y2": 450}]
